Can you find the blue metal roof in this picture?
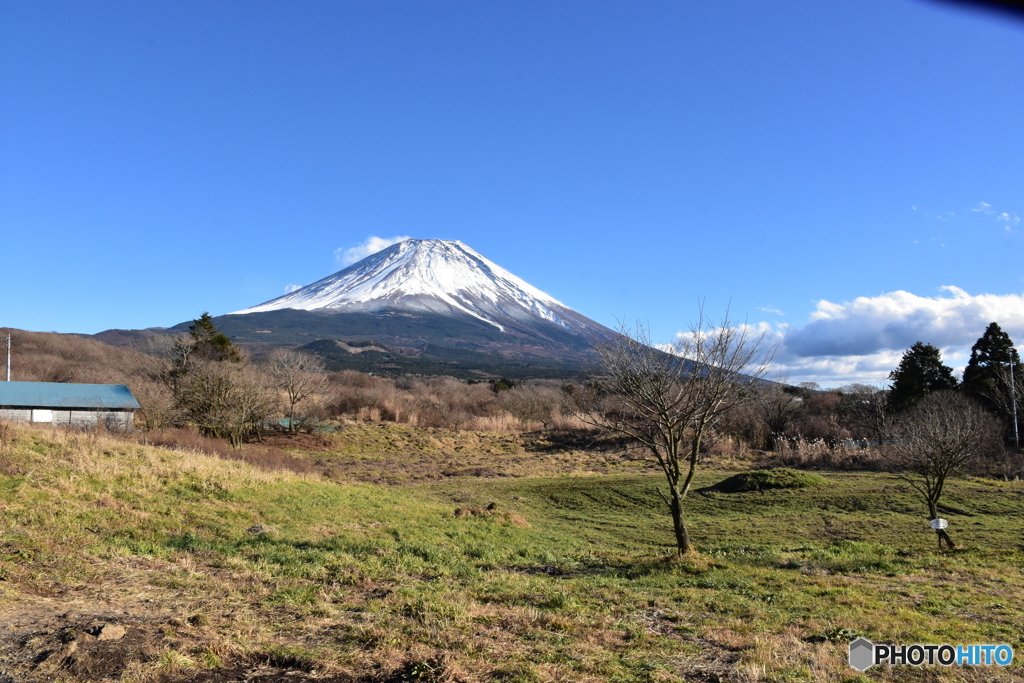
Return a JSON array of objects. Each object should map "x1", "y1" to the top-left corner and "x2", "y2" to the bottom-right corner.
[{"x1": 0, "y1": 382, "x2": 141, "y2": 410}]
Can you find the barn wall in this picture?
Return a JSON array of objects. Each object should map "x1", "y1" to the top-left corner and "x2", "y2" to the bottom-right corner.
[{"x1": 0, "y1": 408, "x2": 133, "y2": 430}]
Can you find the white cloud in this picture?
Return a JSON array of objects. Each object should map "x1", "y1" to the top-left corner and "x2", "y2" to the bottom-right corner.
[
  {"x1": 917, "y1": 202, "x2": 1018, "y2": 228},
  {"x1": 758, "y1": 306, "x2": 785, "y2": 316},
  {"x1": 789, "y1": 286, "x2": 1024, "y2": 357},
  {"x1": 335, "y1": 235, "x2": 411, "y2": 267},
  {"x1": 284, "y1": 283, "x2": 302, "y2": 294},
  {"x1": 668, "y1": 287, "x2": 1024, "y2": 387},
  {"x1": 782, "y1": 287, "x2": 1024, "y2": 384},
  {"x1": 969, "y1": 202, "x2": 1018, "y2": 224}
]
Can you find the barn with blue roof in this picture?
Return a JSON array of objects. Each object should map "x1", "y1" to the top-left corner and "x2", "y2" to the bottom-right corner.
[{"x1": 0, "y1": 382, "x2": 140, "y2": 430}]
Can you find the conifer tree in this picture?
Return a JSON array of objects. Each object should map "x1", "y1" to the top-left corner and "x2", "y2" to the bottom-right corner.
[
  {"x1": 887, "y1": 342, "x2": 958, "y2": 413},
  {"x1": 188, "y1": 312, "x2": 243, "y2": 363},
  {"x1": 962, "y1": 322, "x2": 1022, "y2": 411},
  {"x1": 962, "y1": 322, "x2": 1022, "y2": 446}
]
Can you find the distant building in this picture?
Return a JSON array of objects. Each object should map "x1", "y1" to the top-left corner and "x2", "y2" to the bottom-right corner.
[{"x1": 0, "y1": 382, "x2": 140, "y2": 430}]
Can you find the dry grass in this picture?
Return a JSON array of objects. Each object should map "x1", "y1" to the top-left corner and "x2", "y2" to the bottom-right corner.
[
  {"x1": 278, "y1": 420, "x2": 650, "y2": 484},
  {"x1": 771, "y1": 437, "x2": 889, "y2": 471},
  {"x1": 133, "y1": 427, "x2": 320, "y2": 475}
]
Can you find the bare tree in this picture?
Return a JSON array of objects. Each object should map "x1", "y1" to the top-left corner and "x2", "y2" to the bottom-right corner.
[
  {"x1": 133, "y1": 333, "x2": 201, "y2": 396},
  {"x1": 980, "y1": 361, "x2": 1022, "y2": 449},
  {"x1": 176, "y1": 360, "x2": 275, "y2": 447},
  {"x1": 838, "y1": 383, "x2": 892, "y2": 444},
  {"x1": 755, "y1": 376, "x2": 800, "y2": 451},
  {"x1": 122, "y1": 340, "x2": 179, "y2": 431},
  {"x1": 565, "y1": 312, "x2": 773, "y2": 558},
  {"x1": 267, "y1": 349, "x2": 329, "y2": 433},
  {"x1": 128, "y1": 380, "x2": 177, "y2": 431},
  {"x1": 500, "y1": 383, "x2": 560, "y2": 429},
  {"x1": 885, "y1": 391, "x2": 1001, "y2": 549}
]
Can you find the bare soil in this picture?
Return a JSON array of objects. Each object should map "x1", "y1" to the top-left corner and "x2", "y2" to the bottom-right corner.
[{"x1": 0, "y1": 602, "x2": 371, "y2": 682}]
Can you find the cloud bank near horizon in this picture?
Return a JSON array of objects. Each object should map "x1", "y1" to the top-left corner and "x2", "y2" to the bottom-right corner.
[
  {"x1": 674, "y1": 287, "x2": 1024, "y2": 387},
  {"x1": 786, "y1": 287, "x2": 1024, "y2": 357}
]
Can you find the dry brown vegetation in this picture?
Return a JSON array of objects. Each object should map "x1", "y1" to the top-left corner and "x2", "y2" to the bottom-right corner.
[
  {"x1": 0, "y1": 328, "x2": 155, "y2": 386},
  {"x1": 6, "y1": 328, "x2": 1020, "y2": 485},
  {"x1": 1, "y1": 329, "x2": 582, "y2": 438},
  {"x1": 326, "y1": 372, "x2": 578, "y2": 432}
]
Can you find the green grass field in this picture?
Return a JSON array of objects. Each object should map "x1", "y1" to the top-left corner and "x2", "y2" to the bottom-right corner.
[{"x1": 0, "y1": 421, "x2": 1020, "y2": 682}]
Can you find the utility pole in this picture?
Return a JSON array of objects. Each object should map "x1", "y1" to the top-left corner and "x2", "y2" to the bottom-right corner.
[
  {"x1": 1012, "y1": 359, "x2": 1019, "y2": 450},
  {"x1": 5, "y1": 334, "x2": 9, "y2": 382}
]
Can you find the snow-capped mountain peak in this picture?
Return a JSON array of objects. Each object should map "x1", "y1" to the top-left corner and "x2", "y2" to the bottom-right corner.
[{"x1": 234, "y1": 239, "x2": 608, "y2": 339}]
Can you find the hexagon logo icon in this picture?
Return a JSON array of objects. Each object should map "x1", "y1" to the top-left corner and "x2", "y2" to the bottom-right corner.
[{"x1": 849, "y1": 637, "x2": 875, "y2": 671}]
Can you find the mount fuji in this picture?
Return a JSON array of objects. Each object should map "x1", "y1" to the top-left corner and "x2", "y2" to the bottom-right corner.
[
  {"x1": 96, "y1": 240, "x2": 615, "y2": 378},
  {"x1": 234, "y1": 239, "x2": 611, "y2": 342}
]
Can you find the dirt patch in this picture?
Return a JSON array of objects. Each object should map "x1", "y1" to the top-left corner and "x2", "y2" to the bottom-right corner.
[
  {"x1": 522, "y1": 429, "x2": 628, "y2": 454},
  {"x1": 441, "y1": 466, "x2": 500, "y2": 477},
  {"x1": 163, "y1": 657, "x2": 452, "y2": 683},
  {"x1": 162, "y1": 664, "x2": 352, "y2": 682},
  {"x1": 0, "y1": 609, "x2": 164, "y2": 682},
  {"x1": 0, "y1": 609, "x2": 357, "y2": 683}
]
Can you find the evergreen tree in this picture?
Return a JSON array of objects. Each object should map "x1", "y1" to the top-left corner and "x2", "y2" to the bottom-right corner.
[
  {"x1": 962, "y1": 322, "x2": 1022, "y2": 414},
  {"x1": 188, "y1": 312, "x2": 243, "y2": 363},
  {"x1": 887, "y1": 342, "x2": 958, "y2": 413}
]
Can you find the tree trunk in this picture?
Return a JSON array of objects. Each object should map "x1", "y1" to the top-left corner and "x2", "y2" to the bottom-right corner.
[{"x1": 669, "y1": 488, "x2": 692, "y2": 558}]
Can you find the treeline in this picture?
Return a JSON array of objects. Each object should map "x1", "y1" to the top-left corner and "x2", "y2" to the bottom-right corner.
[
  {"x1": 0, "y1": 318, "x2": 579, "y2": 444},
  {"x1": 130, "y1": 316, "x2": 583, "y2": 442}
]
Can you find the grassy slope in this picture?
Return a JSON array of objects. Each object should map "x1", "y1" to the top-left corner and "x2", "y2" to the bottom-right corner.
[{"x1": 0, "y1": 422, "x2": 1021, "y2": 682}]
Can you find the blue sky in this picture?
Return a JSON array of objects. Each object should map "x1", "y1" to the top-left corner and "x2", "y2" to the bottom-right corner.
[{"x1": 2, "y1": 0, "x2": 1022, "y2": 385}]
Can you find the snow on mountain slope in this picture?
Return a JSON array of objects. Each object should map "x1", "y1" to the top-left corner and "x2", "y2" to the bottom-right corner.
[{"x1": 234, "y1": 239, "x2": 610, "y2": 339}]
